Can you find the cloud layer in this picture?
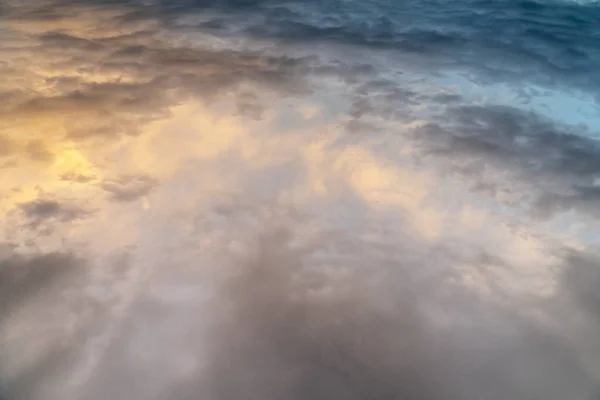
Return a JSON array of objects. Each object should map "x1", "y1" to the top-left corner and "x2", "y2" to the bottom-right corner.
[{"x1": 1, "y1": 0, "x2": 600, "y2": 399}]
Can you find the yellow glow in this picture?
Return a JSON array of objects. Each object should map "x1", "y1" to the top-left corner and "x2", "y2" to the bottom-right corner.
[
  {"x1": 129, "y1": 103, "x2": 247, "y2": 178},
  {"x1": 0, "y1": 137, "x2": 100, "y2": 217}
]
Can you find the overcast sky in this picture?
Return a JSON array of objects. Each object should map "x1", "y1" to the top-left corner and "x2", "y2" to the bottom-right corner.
[{"x1": 1, "y1": 0, "x2": 600, "y2": 399}]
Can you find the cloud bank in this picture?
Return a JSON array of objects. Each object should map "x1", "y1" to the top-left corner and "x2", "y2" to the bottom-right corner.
[{"x1": 1, "y1": 0, "x2": 600, "y2": 399}]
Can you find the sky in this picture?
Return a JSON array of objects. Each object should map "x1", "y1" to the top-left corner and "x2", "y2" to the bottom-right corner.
[{"x1": 1, "y1": 0, "x2": 600, "y2": 399}]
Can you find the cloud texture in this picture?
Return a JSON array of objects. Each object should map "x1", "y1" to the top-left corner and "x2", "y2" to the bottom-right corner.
[{"x1": 1, "y1": 0, "x2": 600, "y2": 399}]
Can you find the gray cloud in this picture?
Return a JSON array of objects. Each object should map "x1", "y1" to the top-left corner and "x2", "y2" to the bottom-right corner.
[
  {"x1": 0, "y1": 250, "x2": 102, "y2": 400},
  {"x1": 100, "y1": 175, "x2": 158, "y2": 202},
  {"x1": 412, "y1": 105, "x2": 600, "y2": 218},
  {"x1": 0, "y1": 251, "x2": 81, "y2": 324},
  {"x1": 143, "y1": 0, "x2": 600, "y2": 98},
  {"x1": 559, "y1": 249, "x2": 600, "y2": 322},
  {"x1": 188, "y1": 230, "x2": 449, "y2": 400},
  {"x1": 60, "y1": 172, "x2": 97, "y2": 183},
  {"x1": 73, "y1": 219, "x2": 599, "y2": 400},
  {"x1": 2, "y1": 1, "x2": 600, "y2": 399},
  {"x1": 3, "y1": 340, "x2": 77, "y2": 400},
  {"x1": 19, "y1": 199, "x2": 93, "y2": 229},
  {"x1": 1, "y1": 3, "x2": 312, "y2": 143}
]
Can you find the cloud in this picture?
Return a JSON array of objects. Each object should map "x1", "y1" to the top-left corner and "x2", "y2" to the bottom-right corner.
[
  {"x1": 0, "y1": 136, "x2": 16, "y2": 158},
  {"x1": 199, "y1": 223, "x2": 600, "y2": 399},
  {"x1": 19, "y1": 198, "x2": 93, "y2": 229},
  {"x1": 0, "y1": 247, "x2": 151, "y2": 400},
  {"x1": 60, "y1": 172, "x2": 97, "y2": 183},
  {"x1": 155, "y1": 0, "x2": 600, "y2": 97},
  {"x1": 1, "y1": 0, "x2": 600, "y2": 399},
  {"x1": 100, "y1": 175, "x2": 157, "y2": 202},
  {"x1": 66, "y1": 212, "x2": 599, "y2": 400},
  {"x1": 413, "y1": 104, "x2": 600, "y2": 218},
  {"x1": 559, "y1": 249, "x2": 600, "y2": 322},
  {"x1": 0, "y1": 1, "x2": 312, "y2": 153},
  {"x1": 196, "y1": 237, "x2": 442, "y2": 400},
  {"x1": 0, "y1": 251, "x2": 81, "y2": 324}
]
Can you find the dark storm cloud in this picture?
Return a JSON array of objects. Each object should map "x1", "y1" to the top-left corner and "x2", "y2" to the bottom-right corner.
[
  {"x1": 412, "y1": 104, "x2": 600, "y2": 218},
  {"x1": 19, "y1": 199, "x2": 93, "y2": 228}
]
